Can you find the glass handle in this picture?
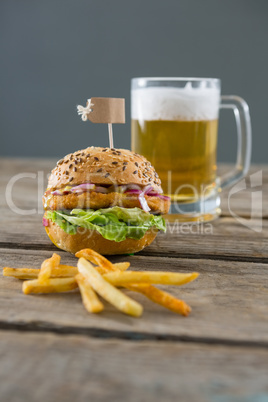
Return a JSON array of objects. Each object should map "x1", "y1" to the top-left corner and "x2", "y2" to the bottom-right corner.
[{"x1": 219, "y1": 96, "x2": 252, "y2": 189}]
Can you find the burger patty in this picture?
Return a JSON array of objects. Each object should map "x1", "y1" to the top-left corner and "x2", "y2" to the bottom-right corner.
[{"x1": 43, "y1": 191, "x2": 170, "y2": 215}]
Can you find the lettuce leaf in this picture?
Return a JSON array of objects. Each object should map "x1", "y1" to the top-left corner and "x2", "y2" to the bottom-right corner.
[{"x1": 46, "y1": 207, "x2": 166, "y2": 242}]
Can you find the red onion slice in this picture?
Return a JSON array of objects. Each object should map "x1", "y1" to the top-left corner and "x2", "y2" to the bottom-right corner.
[
  {"x1": 143, "y1": 185, "x2": 154, "y2": 194},
  {"x1": 124, "y1": 189, "x2": 142, "y2": 195},
  {"x1": 124, "y1": 184, "x2": 141, "y2": 191},
  {"x1": 123, "y1": 187, "x2": 150, "y2": 211},
  {"x1": 51, "y1": 190, "x2": 63, "y2": 195},
  {"x1": 73, "y1": 189, "x2": 84, "y2": 195},
  {"x1": 124, "y1": 186, "x2": 153, "y2": 195},
  {"x1": 147, "y1": 192, "x2": 171, "y2": 200},
  {"x1": 138, "y1": 193, "x2": 151, "y2": 212},
  {"x1": 125, "y1": 187, "x2": 170, "y2": 200},
  {"x1": 94, "y1": 186, "x2": 109, "y2": 194},
  {"x1": 42, "y1": 218, "x2": 49, "y2": 227},
  {"x1": 71, "y1": 183, "x2": 95, "y2": 193},
  {"x1": 124, "y1": 185, "x2": 169, "y2": 209}
]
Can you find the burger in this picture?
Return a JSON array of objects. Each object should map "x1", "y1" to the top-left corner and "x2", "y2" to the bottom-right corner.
[{"x1": 43, "y1": 147, "x2": 170, "y2": 254}]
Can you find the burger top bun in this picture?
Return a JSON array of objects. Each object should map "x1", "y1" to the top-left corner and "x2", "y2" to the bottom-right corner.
[{"x1": 48, "y1": 147, "x2": 162, "y2": 193}]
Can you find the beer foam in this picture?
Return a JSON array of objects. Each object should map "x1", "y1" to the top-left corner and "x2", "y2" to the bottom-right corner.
[{"x1": 132, "y1": 84, "x2": 220, "y2": 121}]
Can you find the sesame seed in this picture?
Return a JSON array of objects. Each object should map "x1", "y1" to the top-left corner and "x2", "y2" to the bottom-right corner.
[
  {"x1": 73, "y1": 167, "x2": 77, "y2": 172},
  {"x1": 94, "y1": 157, "x2": 99, "y2": 161},
  {"x1": 104, "y1": 173, "x2": 110, "y2": 178},
  {"x1": 117, "y1": 151, "x2": 121, "y2": 155},
  {"x1": 57, "y1": 159, "x2": 64, "y2": 165},
  {"x1": 74, "y1": 160, "x2": 78, "y2": 165},
  {"x1": 69, "y1": 164, "x2": 73, "y2": 168},
  {"x1": 81, "y1": 152, "x2": 85, "y2": 156},
  {"x1": 76, "y1": 152, "x2": 81, "y2": 156},
  {"x1": 133, "y1": 170, "x2": 138, "y2": 174},
  {"x1": 149, "y1": 178, "x2": 152, "y2": 181},
  {"x1": 65, "y1": 171, "x2": 69, "y2": 175},
  {"x1": 69, "y1": 177, "x2": 73, "y2": 182},
  {"x1": 102, "y1": 149, "x2": 107, "y2": 152},
  {"x1": 123, "y1": 166, "x2": 126, "y2": 171},
  {"x1": 97, "y1": 168, "x2": 102, "y2": 172},
  {"x1": 135, "y1": 162, "x2": 139, "y2": 167},
  {"x1": 123, "y1": 162, "x2": 128, "y2": 165},
  {"x1": 112, "y1": 161, "x2": 118, "y2": 165},
  {"x1": 112, "y1": 152, "x2": 117, "y2": 155}
]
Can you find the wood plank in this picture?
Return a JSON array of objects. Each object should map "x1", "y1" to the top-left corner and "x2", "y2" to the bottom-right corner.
[
  {"x1": 1, "y1": 249, "x2": 268, "y2": 345},
  {"x1": 0, "y1": 158, "x2": 267, "y2": 261},
  {"x1": 145, "y1": 217, "x2": 268, "y2": 262},
  {"x1": 0, "y1": 212, "x2": 267, "y2": 261},
  {"x1": 219, "y1": 164, "x2": 268, "y2": 218},
  {"x1": 0, "y1": 330, "x2": 267, "y2": 402}
]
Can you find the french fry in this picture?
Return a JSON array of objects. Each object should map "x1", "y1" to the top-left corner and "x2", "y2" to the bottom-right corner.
[
  {"x1": 95, "y1": 262, "x2": 131, "y2": 275},
  {"x1": 3, "y1": 265, "x2": 78, "y2": 280},
  {"x1": 103, "y1": 271, "x2": 199, "y2": 286},
  {"x1": 75, "y1": 249, "x2": 130, "y2": 274},
  {"x1": 3, "y1": 267, "x2": 40, "y2": 280},
  {"x1": 22, "y1": 277, "x2": 78, "y2": 295},
  {"x1": 76, "y1": 248, "x2": 194, "y2": 316},
  {"x1": 2, "y1": 263, "x2": 128, "y2": 280},
  {"x1": 38, "y1": 253, "x2": 61, "y2": 284},
  {"x1": 52, "y1": 265, "x2": 78, "y2": 277},
  {"x1": 75, "y1": 249, "x2": 116, "y2": 272},
  {"x1": 76, "y1": 274, "x2": 104, "y2": 313},
  {"x1": 126, "y1": 284, "x2": 191, "y2": 316},
  {"x1": 4, "y1": 247, "x2": 198, "y2": 318},
  {"x1": 77, "y1": 258, "x2": 143, "y2": 317},
  {"x1": 113, "y1": 262, "x2": 130, "y2": 272}
]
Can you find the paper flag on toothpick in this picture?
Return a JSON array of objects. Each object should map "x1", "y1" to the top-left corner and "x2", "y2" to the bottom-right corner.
[
  {"x1": 88, "y1": 98, "x2": 125, "y2": 124},
  {"x1": 77, "y1": 97, "x2": 125, "y2": 148},
  {"x1": 77, "y1": 98, "x2": 125, "y2": 123}
]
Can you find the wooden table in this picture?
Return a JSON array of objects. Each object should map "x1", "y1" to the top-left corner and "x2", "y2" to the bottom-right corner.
[{"x1": 0, "y1": 158, "x2": 267, "y2": 402}]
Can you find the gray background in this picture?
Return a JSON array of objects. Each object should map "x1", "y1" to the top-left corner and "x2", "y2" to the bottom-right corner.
[{"x1": 1, "y1": 0, "x2": 267, "y2": 163}]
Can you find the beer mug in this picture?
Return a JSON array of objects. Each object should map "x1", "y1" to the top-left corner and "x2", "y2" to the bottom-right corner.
[{"x1": 131, "y1": 77, "x2": 251, "y2": 222}]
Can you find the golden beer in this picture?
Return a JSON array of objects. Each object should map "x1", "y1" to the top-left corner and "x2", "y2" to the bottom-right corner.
[
  {"x1": 131, "y1": 119, "x2": 218, "y2": 202},
  {"x1": 131, "y1": 78, "x2": 222, "y2": 221},
  {"x1": 131, "y1": 77, "x2": 251, "y2": 222}
]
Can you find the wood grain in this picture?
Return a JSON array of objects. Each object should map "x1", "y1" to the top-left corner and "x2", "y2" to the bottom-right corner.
[
  {"x1": 0, "y1": 330, "x2": 267, "y2": 402},
  {"x1": 0, "y1": 249, "x2": 268, "y2": 345},
  {"x1": 0, "y1": 158, "x2": 267, "y2": 401},
  {"x1": 0, "y1": 213, "x2": 267, "y2": 262},
  {"x1": 1, "y1": 148, "x2": 268, "y2": 402},
  {"x1": 1, "y1": 158, "x2": 267, "y2": 262},
  {"x1": 144, "y1": 217, "x2": 268, "y2": 262}
]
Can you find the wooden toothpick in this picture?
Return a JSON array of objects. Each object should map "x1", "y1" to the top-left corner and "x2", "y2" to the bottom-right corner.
[
  {"x1": 77, "y1": 97, "x2": 125, "y2": 149},
  {"x1": 108, "y1": 123, "x2": 114, "y2": 148}
]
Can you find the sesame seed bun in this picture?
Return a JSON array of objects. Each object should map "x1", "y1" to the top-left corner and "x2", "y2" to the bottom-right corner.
[
  {"x1": 48, "y1": 147, "x2": 162, "y2": 193},
  {"x1": 45, "y1": 220, "x2": 158, "y2": 255}
]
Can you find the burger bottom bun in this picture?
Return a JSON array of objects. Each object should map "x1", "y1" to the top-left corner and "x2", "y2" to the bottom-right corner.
[{"x1": 45, "y1": 220, "x2": 158, "y2": 255}]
